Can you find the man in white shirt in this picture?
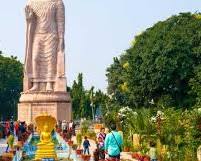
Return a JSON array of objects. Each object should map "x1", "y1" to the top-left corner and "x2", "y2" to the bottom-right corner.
[{"x1": 61, "y1": 120, "x2": 67, "y2": 133}]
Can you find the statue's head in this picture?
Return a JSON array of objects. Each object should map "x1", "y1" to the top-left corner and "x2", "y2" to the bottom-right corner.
[{"x1": 43, "y1": 124, "x2": 48, "y2": 132}]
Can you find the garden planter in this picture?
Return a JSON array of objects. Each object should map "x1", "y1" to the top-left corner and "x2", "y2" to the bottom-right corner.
[
  {"x1": 14, "y1": 144, "x2": 21, "y2": 151},
  {"x1": 72, "y1": 144, "x2": 78, "y2": 150},
  {"x1": 11, "y1": 150, "x2": 16, "y2": 155},
  {"x1": 132, "y1": 152, "x2": 150, "y2": 161},
  {"x1": 76, "y1": 149, "x2": 83, "y2": 155},
  {"x1": 143, "y1": 155, "x2": 150, "y2": 161},
  {"x1": 94, "y1": 124, "x2": 104, "y2": 133},
  {"x1": 17, "y1": 141, "x2": 23, "y2": 147},
  {"x1": 81, "y1": 154, "x2": 91, "y2": 161},
  {"x1": 93, "y1": 149, "x2": 99, "y2": 161},
  {"x1": 67, "y1": 140, "x2": 73, "y2": 146},
  {"x1": 1, "y1": 153, "x2": 14, "y2": 161},
  {"x1": 132, "y1": 152, "x2": 140, "y2": 159},
  {"x1": 94, "y1": 124, "x2": 103, "y2": 129},
  {"x1": 1, "y1": 157, "x2": 12, "y2": 161},
  {"x1": 123, "y1": 146, "x2": 130, "y2": 152}
]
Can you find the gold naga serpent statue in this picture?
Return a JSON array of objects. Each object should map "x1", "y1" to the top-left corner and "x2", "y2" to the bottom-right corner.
[{"x1": 35, "y1": 114, "x2": 57, "y2": 160}]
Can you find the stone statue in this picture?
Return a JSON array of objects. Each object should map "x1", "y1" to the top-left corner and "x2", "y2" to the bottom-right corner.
[
  {"x1": 18, "y1": 0, "x2": 72, "y2": 124},
  {"x1": 38, "y1": 124, "x2": 54, "y2": 145},
  {"x1": 24, "y1": 0, "x2": 66, "y2": 92},
  {"x1": 35, "y1": 114, "x2": 57, "y2": 160}
]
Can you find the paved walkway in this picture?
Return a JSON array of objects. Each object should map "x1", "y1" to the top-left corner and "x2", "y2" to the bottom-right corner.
[
  {"x1": 0, "y1": 138, "x2": 7, "y2": 155},
  {"x1": 0, "y1": 137, "x2": 18, "y2": 155},
  {"x1": 0, "y1": 135, "x2": 136, "y2": 160},
  {"x1": 71, "y1": 136, "x2": 137, "y2": 161}
]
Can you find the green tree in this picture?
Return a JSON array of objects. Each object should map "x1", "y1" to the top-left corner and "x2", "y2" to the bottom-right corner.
[
  {"x1": 71, "y1": 73, "x2": 84, "y2": 119},
  {"x1": 0, "y1": 52, "x2": 23, "y2": 119},
  {"x1": 70, "y1": 73, "x2": 93, "y2": 119},
  {"x1": 189, "y1": 65, "x2": 201, "y2": 107},
  {"x1": 106, "y1": 56, "x2": 129, "y2": 106},
  {"x1": 107, "y1": 13, "x2": 201, "y2": 108},
  {"x1": 70, "y1": 73, "x2": 107, "y2": 119},
  {"x1": 93, "y1": 89, "x2": 108, "y2": 116}
]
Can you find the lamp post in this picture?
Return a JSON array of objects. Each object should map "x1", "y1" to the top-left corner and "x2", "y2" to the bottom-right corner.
[
  {"x1": 90, "y1": 102, "x2": 95, "y2": 122},
  {"x1": 90, "y1": 90, "x2": 95, "y2": 121}
]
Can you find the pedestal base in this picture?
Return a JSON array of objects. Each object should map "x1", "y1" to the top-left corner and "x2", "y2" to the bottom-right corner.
[
  {"x1": 18, "y1": 92, "x2": 72, "y2": 124},
  {"x1": 35, "y1": 143, "x2": 57, "y2": 160}
]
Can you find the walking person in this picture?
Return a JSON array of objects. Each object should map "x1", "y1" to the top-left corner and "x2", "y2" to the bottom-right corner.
[
  {"x1": 9, "y1": 121, "x2": 14, "y2": 134},
  {"x1": 5, "y1": 121, "x2": 10, "y2": 137},
  {"x1": 97, "y1": 137, "x2": 105, "y2": 160},
  {"x1": 105, "y1": 123, "x2": 123, "y2": 161},
  {"x1": 5, "y1": 131, "x2": 14, "y2": 153},
  {"x1": 14, "y1": 121, "x2": 19, "y2": 137},
  {"x1": 97, "y1": 127, "x2": 106, "y2": 142},
  {"x1": 97, "y1": 127, "x2": 106, "y2": 160},
  {"x1": 149, "y1": 141, "x2": 157, "y2": 161},
  {"x1": 61, "y1": 120, "x2": 67, "y2": 133},
  {"x1": 69, "y1": 120, "x2": 73, "y2": 131},
  {"x1": 69, "y1": 120, "x2": 76, "y2": 136},
  {"x1": 83, "y1": 136, "x2": 90, "y2": 155}
]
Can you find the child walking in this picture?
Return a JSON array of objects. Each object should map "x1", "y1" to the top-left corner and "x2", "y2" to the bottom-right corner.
[
  {"x1": 149, "y1": 141, "x2": 157, "y2": 161},
  {"x1": 97, "y1": 137, "x2": 105, "y2": 160},
  {"x1": 83, "y1": 136, "x2": 90, "y2": 155}
]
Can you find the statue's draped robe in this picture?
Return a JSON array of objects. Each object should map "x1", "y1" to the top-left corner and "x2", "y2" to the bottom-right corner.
[{"x1": 25, "y1": 0, "x2": 65, "y2": 83}]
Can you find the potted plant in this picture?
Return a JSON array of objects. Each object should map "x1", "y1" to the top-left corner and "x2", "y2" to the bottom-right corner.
[
  {"x1": 81, "y1": 120, "x2": 90, "y2": 136},
  {"x1": 132, "y1": 152, "x2": 150, "y2": 161},
  {"x1": 123, "y1": 139, "x2": 132, "y2": 152},
  {"x1": 14, "y1": 144, "x2": 22, "y2": 151},
  {"x1": 87, "y1": 130, "x2": 96, "y2": 141},
  {"x1": 72, "y1": 144, "x2": 78, "y2": 151},
  {"x1": 81, "y1": 154, "x2": 91, "y2": 161},
  {"x1": 143, "y1": 155, "x2": 150, "y2": 161},
  {"x1": 1, "y1": 152, "x2": 14, "y2": 161},
  {"x1": 67, "y1": 140, "x2": 74, "y2": 146},
  {"x1": 76, "y1": 133, "x2": 83, "y2": 155},
  {"x1": 132, "y1": 152, "x2": 140, "y2": 159}
]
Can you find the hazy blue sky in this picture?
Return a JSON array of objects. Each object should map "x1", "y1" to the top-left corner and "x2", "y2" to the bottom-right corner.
[{"x1": 0, "y1": 0, "x2": 201, "y2": 91}]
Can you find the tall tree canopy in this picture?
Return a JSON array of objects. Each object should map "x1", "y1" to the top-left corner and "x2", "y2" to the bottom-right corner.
[
  {"x1": 0, "y1": 52, "x2": 23, "y2": 119},
  {"x1": 70, "y1": 73, "x2": 107, "y2": 119},
  {"x1": 106, "y1": 13, "x2": 201, "y2": 108}
]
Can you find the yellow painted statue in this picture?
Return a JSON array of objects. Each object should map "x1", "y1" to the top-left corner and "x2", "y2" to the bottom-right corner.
[
  {"x1": 35, "y1": 114, "x2": 57, "y2": 160},
  {"x1": 38, "y1": 124, "x2": 54, "y2": 146}
]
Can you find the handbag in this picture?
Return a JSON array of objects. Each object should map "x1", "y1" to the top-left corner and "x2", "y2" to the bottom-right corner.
[{"x1": 111, "y1": 132, "x2": 122, "y2": 152}]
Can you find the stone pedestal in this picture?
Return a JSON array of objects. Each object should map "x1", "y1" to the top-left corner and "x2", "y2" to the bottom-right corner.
[
  {"x1": 18, "y1": 91, "x2": 72, "y2": 124},
  {"x1": 35, "y1": 143, "x2": 57, "y2": 160}
]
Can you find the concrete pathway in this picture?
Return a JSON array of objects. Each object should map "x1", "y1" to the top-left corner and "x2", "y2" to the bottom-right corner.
[
  {"x1": 0, "y1": 134, "x2": 137, "y2": 160},
  {"x1": 71, "y1": 136, "x2": 137, "y2": 161},
  {"x1": 0, "y1": 138, "x2": 7, "y2": 155},
  {"x1": 0, "y1": 137, "x2": 18, "y2": 155}
]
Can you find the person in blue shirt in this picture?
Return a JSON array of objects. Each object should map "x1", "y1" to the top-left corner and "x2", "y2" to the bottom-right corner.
[
  {"x1": 83, "y1": 136, "x2": 90, "y2": 155},
  {"x1": 104, "y1": 123, "x2": 123, "y2": 160}
]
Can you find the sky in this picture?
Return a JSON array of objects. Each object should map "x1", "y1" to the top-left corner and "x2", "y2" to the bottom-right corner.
[{"x1": 0, "y1": 0, "x2": 201, "y2": 92}]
